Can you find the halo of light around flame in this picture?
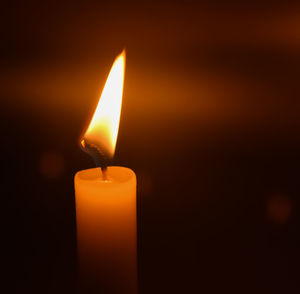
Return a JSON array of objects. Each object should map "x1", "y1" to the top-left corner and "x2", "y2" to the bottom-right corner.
[{"x1": 83, "y1": 51, "x2": 126, "y2": 158}]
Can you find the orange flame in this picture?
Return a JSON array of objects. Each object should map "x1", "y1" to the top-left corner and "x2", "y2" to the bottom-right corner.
[{"x1": 82, "y1": 50, "x2": 126, "y2": 158}]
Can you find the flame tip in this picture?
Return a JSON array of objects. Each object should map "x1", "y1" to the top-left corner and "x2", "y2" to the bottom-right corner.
[{"x1": 115, "y1": 49, "x2": 126, "y2": 62}]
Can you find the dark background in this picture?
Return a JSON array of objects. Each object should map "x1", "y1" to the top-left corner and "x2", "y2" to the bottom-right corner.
[{"x1": 1, "y1": 1, "x2": 300, "y2": 293}]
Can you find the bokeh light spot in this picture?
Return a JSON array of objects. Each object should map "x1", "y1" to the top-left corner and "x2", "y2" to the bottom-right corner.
[
  {"x1": 39, "y1": 151, "x2": 65, "y2": 179},
  {"x1": 267, "y1": 194, "x2": 291, "y2": 224}
]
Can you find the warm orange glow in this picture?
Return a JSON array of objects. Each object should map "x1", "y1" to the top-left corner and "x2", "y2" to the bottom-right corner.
[{"x1": 82, "y1": 50, "x2": 126, "y2": 158}]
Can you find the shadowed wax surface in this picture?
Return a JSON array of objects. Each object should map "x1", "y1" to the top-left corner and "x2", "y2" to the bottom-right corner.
[{"x1": 1, "y1": 1, "x2": 300, "y2": 293}]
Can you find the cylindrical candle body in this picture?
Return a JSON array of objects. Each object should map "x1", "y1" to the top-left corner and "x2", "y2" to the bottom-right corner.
[{"x1": 75, "y1": 166, "x2": 137, "y2": 294}]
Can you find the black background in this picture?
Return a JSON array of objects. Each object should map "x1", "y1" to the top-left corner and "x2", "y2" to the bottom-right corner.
[{"x1": 1, "y1": 1, "x2": 300, "y2": 293}]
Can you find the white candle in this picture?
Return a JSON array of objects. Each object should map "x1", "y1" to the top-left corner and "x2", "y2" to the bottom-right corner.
[
  {"x1": 74, "y1": 51, "x2": 137, "y2": 293},
  {"x1": 75, "y1": 167, "x2": 137, "y2": 293}
]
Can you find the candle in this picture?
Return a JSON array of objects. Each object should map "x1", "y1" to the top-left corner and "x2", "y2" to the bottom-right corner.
[{"x1": 74, "y1": 51, "x2": 137, "y2": 293}]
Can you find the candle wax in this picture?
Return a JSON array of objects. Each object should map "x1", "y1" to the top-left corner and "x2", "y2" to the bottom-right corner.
[{"x1": 75, "y1": 166, "x2": 137, "y2": 293}]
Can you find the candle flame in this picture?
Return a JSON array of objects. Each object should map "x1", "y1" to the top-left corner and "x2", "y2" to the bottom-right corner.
[{"x1": 82, "y1": 50, "x2": 126, "y2": 159}]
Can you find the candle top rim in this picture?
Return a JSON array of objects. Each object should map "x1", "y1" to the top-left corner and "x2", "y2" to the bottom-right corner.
[{"x1": 75, "y1": 166, "x2": 136, "y2": 186}]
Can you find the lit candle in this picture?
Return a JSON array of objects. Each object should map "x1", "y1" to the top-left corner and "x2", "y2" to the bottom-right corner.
[{"x1": 74, "y1": 51, "x2": 137, "y2": 293}]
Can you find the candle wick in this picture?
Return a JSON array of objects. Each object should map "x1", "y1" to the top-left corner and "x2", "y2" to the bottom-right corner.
[
  {"x1": 80, "y1": 139, "x2": 110, "y2": 179},
  {"x1": 101, "y1": 166, "x2": 108, "y2": 181}
]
